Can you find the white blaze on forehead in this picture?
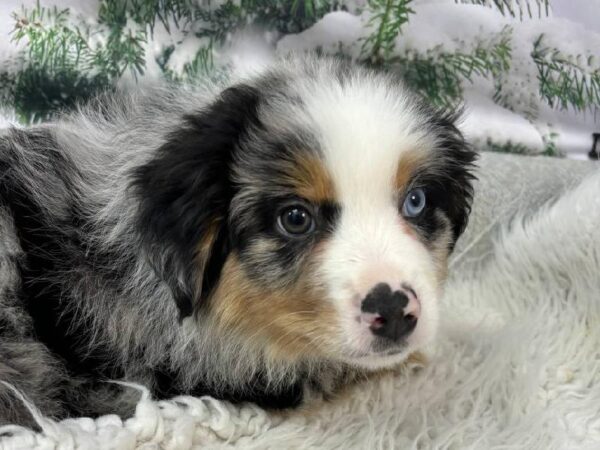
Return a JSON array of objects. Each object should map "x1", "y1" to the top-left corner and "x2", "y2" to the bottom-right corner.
[
  {"x1": 294, "y1": 73, "x2": 441, "y2": 275},
  {"x1": 299, "y1": 75, "x2": 432, "y2": 209}
]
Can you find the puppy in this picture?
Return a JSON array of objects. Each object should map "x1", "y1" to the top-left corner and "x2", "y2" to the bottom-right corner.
[{"x1": 0, "y1": 56, "x2": 476, "y2": 426}]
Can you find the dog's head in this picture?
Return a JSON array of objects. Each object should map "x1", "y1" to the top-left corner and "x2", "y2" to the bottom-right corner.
[{"x1": 134, "y1": 58, "x2": 476, "y2": 370}]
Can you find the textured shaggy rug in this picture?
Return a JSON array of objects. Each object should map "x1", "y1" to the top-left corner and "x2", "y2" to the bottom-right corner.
[{"x1": 0, "y1": 153, "x2": 599, "y2": 450}]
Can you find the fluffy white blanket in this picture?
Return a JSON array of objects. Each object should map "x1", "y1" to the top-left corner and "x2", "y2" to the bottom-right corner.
[{"x1": 1, "y1": 153, "x2": 599, "y2": 450}]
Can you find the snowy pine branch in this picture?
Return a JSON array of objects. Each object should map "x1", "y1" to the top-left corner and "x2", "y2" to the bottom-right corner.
[
  {"x1": 533, "y1": 34, "x2": 600, "y2": 113},
  {"x1": 8, "y1": 3, "x2": 115, "y2": 121},
  {"x1": 1, "y1": 0, "x2": 598, "y2": 134},
  {"x1": 98, "y1": 0, "x2": 194, "y2": 33},
  {"x1": 454, "y1": 0, "x2": 550, "y2": 19},
  {"x1": 360, "y1": 0, "x2": 414, "y2": 66},
  {"x1": 395, "y1": 27, "x2": 512, "y2": 107}
]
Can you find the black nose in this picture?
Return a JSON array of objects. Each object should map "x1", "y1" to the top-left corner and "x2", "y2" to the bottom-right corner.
[{"x1": 361, "y1": 283, "x2": 418, "y2": 342}]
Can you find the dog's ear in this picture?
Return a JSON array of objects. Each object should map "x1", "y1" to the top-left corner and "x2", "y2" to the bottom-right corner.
[
  {"x1": 132, "y1": 84, "x2": 261, "y2": 319},
  {"x1": 422, "y1": 108, "x2": 478, "y2": 249},
  {"x1": 437, "y1": 113, "x2": 477, "y2": 246}
]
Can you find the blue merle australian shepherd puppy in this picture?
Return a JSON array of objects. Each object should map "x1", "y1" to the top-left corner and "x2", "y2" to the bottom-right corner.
[{"x1": 0, "y1": 57, "x2": 476, "y2": 426}]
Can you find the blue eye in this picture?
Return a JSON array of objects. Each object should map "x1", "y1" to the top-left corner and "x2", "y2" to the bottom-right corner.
[{"x1": 402, "y1": 188, "x2": 426, "y2": 217}]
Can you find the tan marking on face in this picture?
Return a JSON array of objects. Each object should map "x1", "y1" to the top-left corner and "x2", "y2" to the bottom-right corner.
[
  {"x1": 208, "y1": 253, "x2": 339, "y2": 363},
  {"x1": 195, "y1": 220, "x2": 221, "y2": 293},
  {"x1": 282, "y1": 154, "x2": 335, "y2": 202},
  {"x1": 429, "y1": 212, "x2": 453, "y2": 284},
  {"x1": 394, "y1": 149, "x2": 427, "y2": 192}
]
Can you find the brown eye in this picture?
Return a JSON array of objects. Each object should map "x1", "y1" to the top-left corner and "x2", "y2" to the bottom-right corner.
[{"x1": 277, "y1": 205, "x2": 315, "y2": 236}]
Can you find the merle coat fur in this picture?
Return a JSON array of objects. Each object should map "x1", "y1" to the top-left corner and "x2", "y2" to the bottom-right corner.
[{"x1": 0, "y1": 57, "x2": 475, "y2": 427}]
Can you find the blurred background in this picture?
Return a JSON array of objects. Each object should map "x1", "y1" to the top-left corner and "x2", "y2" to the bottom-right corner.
[{"x1": 0, "y1": 0, "x2": 599, "y2": 159}]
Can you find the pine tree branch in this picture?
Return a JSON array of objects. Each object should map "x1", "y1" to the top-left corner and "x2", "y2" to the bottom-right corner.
[
  {"x1": 453, "y1": 0, "x2": 551, "y2": 19},
  {"x1": 361, "y1": 0, "x2": 414, "y2": 66},
  {"x1": 392, "y1": 27, "x2": 512, "y2": 107},
  {"x1": 532, "y1": 34, "x2": 600, "y2": 112}
]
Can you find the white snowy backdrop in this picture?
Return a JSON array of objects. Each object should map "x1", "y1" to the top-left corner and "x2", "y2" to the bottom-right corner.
[{"x1": 0, "y1": 0, "x2": 599, "y2": 160}]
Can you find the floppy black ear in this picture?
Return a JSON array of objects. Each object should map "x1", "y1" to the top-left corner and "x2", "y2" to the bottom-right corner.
[
  {"x1": 439, "y1": 115, "x2": 477, "y2": 245},
  {"x1": 132, "y1": 84, "x2": 261, "y2": 318},
  {"x1": 425, "y1": 108, "x2": 478, "y2": 247}
]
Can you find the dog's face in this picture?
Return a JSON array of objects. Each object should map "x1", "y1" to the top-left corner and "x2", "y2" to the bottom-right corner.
[{"x1": 134, "y1": 59, "x2": 476, "y2": 371}]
